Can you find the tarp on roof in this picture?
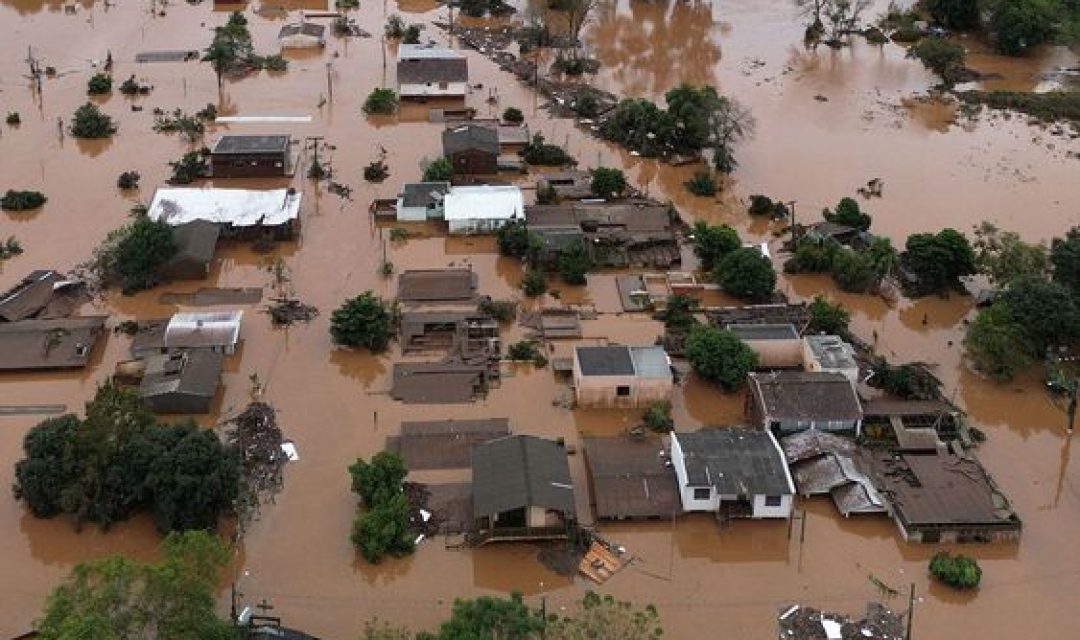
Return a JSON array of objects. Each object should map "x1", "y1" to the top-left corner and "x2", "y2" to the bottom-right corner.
[{"x1": 147, "y1": 188, "x2": 301, "y2": 227}]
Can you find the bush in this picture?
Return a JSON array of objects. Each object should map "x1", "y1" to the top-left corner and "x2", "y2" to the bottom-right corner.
[
  {"x1": 521, "y1": 270, "x2": 547, "y2": 297},
  {"x1": 69, "y1": 102, "x2": 117, "y2": 138},
  {"x1": 684, "y1": 171, "x2": 717, "y2": 197},
  {"x1": 908, "y1": 37, "x2": 967, "y2": 85},
  {"x1": 987, "y1": 0, "x2": 1057, "y2": 56},
  {"x1": 114, "y1": 218, "x2": 177, "y2": 293},
  {"x1": 823, "y1": 197, "x2": 872, "y2": 231},
  {"x1": 250, "y1": 54, "x2": 288, "y2": 71},
  {"x1": 87, "y1": 73, "x2": 112, "y2": 95},
  {"x1": 117, "y1": 171, "x2": 140, "y2": 190},
  {"x1": 831, "y1": 248, "x2": 880, "y2": 293},
  {"x1": 748, "y1": 194, "x2": 789, "y2": 218},
  {"x1": 785, "y1": 238, "x2": 836, "y2": 274},
  {"x1": 168, "y1": 151, "x2": 209, "y2": 184},
  {"x1": 520, "y1": 133, "x2": 575, "y2": 166},
  {"x1": 716, "y1": 247, "x2": 776, "y2": 300},
  {"x1": 901, "y1": 228, "x2": 976, "y2": 296},
  {"x1": 0, "y1": 236, "x2": 23, "y2": 260},
  {"x1": 503, "y1": 107, "x2": 525, "y2": 123},
  {"x1": 330, "y1": 291, "x2": 394, "y2": 351},
  {"x1": 363, "y1": 88, "x2": 398, "y2": 115},
  {"x1": 685, "y1": 326, "x2": 758, "y2": 390},
  {"x1": 807, "y1": 295, "x2": 850, "y2": 335},
  {"x1": 869, "y1": 358, "x2": 944, "y2": 400},
  {"x1": 349, "y1": 451, "x2": 408, "y2": 507},
  {"x1": 5, "y1": 112, "x2": 20, "y2": 125},
  {"x1": 557, "y1": 239, "x2": 593, "y2": 285},
  {"x1": 507, "y1": 340, "x2": 548, "y2": 367},
  {"x1": 119, "y1": 75, "x2": 147, "y2": 95},
  {"x1": 423, "y1": 157, "x2": 452, "y2": 182},
  {"x1": 692, "y1": 222, "x2": 741, "y2": 271},
  {"x1": 660, "y1": 294, "x2": 698, "y2": 331},
  {"x1": 929, "y1": 552, "x2": 982, "y2": 589},
  {"x1": 1, "y1": 190, "x2": 47, "y2": 211},
  {"x1": 536, "y1": 182, "x2": 558, "y2": 205},
  {"x1": 351, "y1": 495, "x2": 415, "y2": 563},
  {"x1": 497, "y1": 220, "x2": 541, "y2": 260},
  {"x1": 385, "y1": 14, "x2": 406, "y2": 38},
  {"x1": 643, "y1": 401, "x2": 673, "y2": 432},
  {"x1": 590, "y1": 167, "x2": 627, "y2": 198},
  {"x1": 573, "y1": 94, "x2": 599, "y2": 118},
  {"x1": 364, "y1": 159, "x2": 390, "y2": 182},
  {"x1": 553, "y1": 56, "x2": 586, "y2": 76},
  {"x1": 403, "y1": 25, "x2": 422, "y2": 45},
  {"x1": 478, "y1": 297, "x2": 518, "y2": 323}
]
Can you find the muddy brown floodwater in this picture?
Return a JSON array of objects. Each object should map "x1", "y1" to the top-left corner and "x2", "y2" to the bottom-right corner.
[{"x1": 1, "y1": 0, "x2": 1079, "y2": 637}]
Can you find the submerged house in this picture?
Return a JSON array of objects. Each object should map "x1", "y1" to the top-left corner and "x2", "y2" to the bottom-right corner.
[
  {"x1": 471, "y1": 435, "x2": 576, "y2": 544},
  {"x1": 395, "y1": 181, "x2": 451, "y2": 221},
  {"x1": 0, "y1": 316, "x2": 106, "y2": 371},
  {"x1": 725, "y1": 324, "x2": 803, "y2": 369},
  {"x1": 442, "y1": 185, "x2": 524, "y2": 234},
  {"x1": 397, "y1": 44, "x2": 468, "y2": 99},
  {"x1": 0, "y1": 270, "x2": 88, "y2": 322},
  {"x1": 147, "y1": 187, "x2": 301, "y2": 240},
  {"x1": 277, "y1": 22, "x2": 326, "y2": 48},
  {"x1": 132, "y1": 311, "x2": 243, "y2": 356},
  {"x1": 747, "y1": 371, "x2": 863, "y2": 437},
  {"x1": 442, "y1": 124, "x2": 499, "y2": 175},
  {"x1": 670, "y1": 428, "x2": 796, "y2": 520},
  {"x1": 139, "y1": 349, "x2": 224, "y2": 414},
  {"x1": 572, "y1": 345, "x2": 673, "y2": 409},
  {"x1": 209, "y1": 135, "x2": 293, "y2": 178}
]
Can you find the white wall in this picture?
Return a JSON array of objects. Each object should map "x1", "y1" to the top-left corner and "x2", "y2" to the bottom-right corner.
[
  {"x1": 399, "y1": 81, "x2": 468, "y2": 97},
  {"x1": 448, "y1": 217, "x2": 513, "y2": 235},
  {"x1": 670, "y1": 434, "x2": 720, "y2": 512},
  {"x1": 751, "y1": 494, "x2": 794, "y2": 519},
  {"x1": 396, "y1": 199, "x2": 427, "y2": 222}
]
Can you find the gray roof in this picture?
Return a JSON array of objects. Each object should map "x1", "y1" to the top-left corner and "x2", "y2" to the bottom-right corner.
[
  {"x1": 725, "y1": 323, "x2": 799, "y2": 341},
  {"x1": 211, "y1": 135, "x2": 290, "y2": 155},
  {"x1": 0, "y1": 316, "x2": 106, "y2": 370},
  {"x1": 398, "y1": 57, "x2": 468, "y2": 85},
  {"x1": 630, "y1": 346, "x2": 671, "y2": 378},
  {"x1": 0, "y1": 270, "x2": 87, "y2": 322},
  {"x1": 676, "y1": 428, "x2": 794, "y2": 496},
  {"x1": 750, "y1": 371, "x2": 863, "y2": 421},
  {"x1": 278, "y1": 22, "x2": 326, "y2": 39},
  {"x1": 169, "y1": 220, "x2": 220, "y2": 266},
  {"x1": 804, "y1": 335, "x2": 857, "y2": 370},
  {"x1": 400, "y1": 182, "x2": 450, "y2": 208},
  {"x1": 576, "y1": 346, "x2": 635, "y2": 376},
  {"x1": 472, "y1": 435, "x2": 575, "y2": 518},
  {"x1": 139, "y1": 350, "x2": 224, "y2": 400},
  {"x1": 442, "y1": 125, "x2": 499, "y2": 156}
]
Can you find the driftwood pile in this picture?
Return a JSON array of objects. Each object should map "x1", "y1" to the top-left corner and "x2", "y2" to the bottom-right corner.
[
  {"x1": 223, "y1": 402, "x2": 287, "y2": 528},
  {"x1": 267, "y1": 297, "x2": 319, "y2": 326}
]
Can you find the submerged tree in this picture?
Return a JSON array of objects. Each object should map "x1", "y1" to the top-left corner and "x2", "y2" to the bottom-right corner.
[
  {"x1": 202, "y1": 11, "x2": 254, "y2": 96},
  {"x1": 69, "y1": 102, "x2": 117, "y2": 138},
  {"x1": 330, "y1": 291, "x2": 395, "y2": 351},
  {"x1": 684, "y1": 326, "x2": 758, "y2": 390}
]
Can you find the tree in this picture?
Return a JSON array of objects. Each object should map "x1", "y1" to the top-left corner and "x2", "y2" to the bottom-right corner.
[
  {"x1": 823, "y1": 197, "x2": 871, "y2": 231},
  {"x1": 929, "y1": 552, "x2": 982, "y2": 589},
  {"x1": 986, "y1": 0, "x2": 1057, "y2": 55},
  {"x1": 202, "y1": 12, "x2": 253, "y2": 95},
  {"x1": 418, "y1": 593, "x2": 545, "y2": 640},
  {"x1": 1050, "y1": 225, "x2": 1080, "y2": 295},
  {"x1": 660, "y1": 294, "x2": 698, "y2": 331},
  {"x1": 590, "y1": 167, "x2": 627, "y2": 198},
  {"x1": 908, "y1": 37, "x2": 968, "y2": 85},
  {"x1": 830, "y1": 248, "x2": 879, "y2": 292},
  {"x1": 521, "y1": 270, "x2": 547, "y2": 297},
  {"x1": 385, "y1": 14, "x2": 406, "y2": 38},
  {"x1": 807, "y1": 295, "x2": 850, "y2": 334},
  {"x1": 964, "y1": 303, "x2": 1036, "y2": 380},
  {"x1": 520, "y1": 134, "x2": 575, "y2": 166},
  {"x1": 716, "y1": 248, "x2": 776, "y2": 301},
  {"x1": 901, "y1": 228, "x2": 976, "y2": 296},
  {"x1": 115, "y1": 218, "x2": 177, "y2": 293},
  {"x1": 692, "y1": 222, "x2": 741, "y2": 271},
  {"x1": 69, "y1": 102, "x2": 117, "y2": 138},
  {"x1": 169, "y1": 151, "x2": 210, "y2": 185},
  {"x1": 503, "y1": 107, "x2": 524, "y2": 123},
  {"x1": 684, "y1": 171, "x2": 718, "y2": 197},
  {"x1": 1, "y1": 190, "x2": 47, "y2": 210},
  {"x1": 557, "y1": 239, "x2": 593, "y2": 285},
  {"x1": 423, "y1": 157, "x2": 452, "y2": 182},
  {"x1": 925, "y1": 0, "x2": 982, "y2": 30},
  {"x1": 972, "y1": 221, "x2": 1050, "y2": 285},
  {"x1": 330, "y1": 292, "x2": 394, "y2": 351},
  {"x1": 363, "y1": 88, "x2": 399, "y2": 115},
  {"x1": 665, "y1": 85, "x2": 755, "y2": 167},
  {"x1": 36, "y1": 531, "x2": 236, "y2": 640},
  {"x1": 684, "y1": 326, "x2": 758, "y2": 390},
  {"x1": 12, "y1": 415, "x2": 81, "y2": 518},
  {"x1": 497, "y1": 221, "x2": 541, "y2": 260},
  {"x1": 351, "y1": 494, "x2": 415, "y2": 563},
  {"x1": 562, "y1": 0, "x2": 601, "y2": 49},
  {"x1": 643, "y1": 401, "x2": 673, "y2": 432},
  {"x1": 349, "y1": 452, "x2": 408, "y2": 507},
  {"x1": 548, "y1": 592, "x2": 663, "y2": 640},
  {"x1": 87, "y1": 73, "x2": 112, "y2": 95},
  {"x1": 822, "y1": 0, "x2": 872, "y2": 43},
  {"x1": 996, "y1": 275, "x2": 1080, "y2": 352}
]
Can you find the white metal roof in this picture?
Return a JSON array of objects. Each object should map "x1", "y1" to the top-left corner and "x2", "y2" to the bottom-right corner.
[
  {"x1": 398, "y1": 43, "x2": 465, "y2": 61},
  {"x1": 147, "y1": 188, "x2": 301, "y2": 227},
  {"x1": 443, "y1": 186, "x2": 524, "y2": 222},
  {"x1": 164, "y1": 310, "x2": 243, "y2": 349}
]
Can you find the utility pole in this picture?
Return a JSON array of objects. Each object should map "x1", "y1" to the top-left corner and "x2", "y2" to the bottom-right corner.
[
  {"x1": 787, "y1": 200, "x2": 798, "y2": 243},
  {"x1": 1067, "y1": 379, "x2": 1077, "y2": 435},
  {"x1": 326, "y1": 61, "x2": 334, "y2": 102},
  {"x1": 905, "y1": 583, "x2": 915, "y2": 640}
]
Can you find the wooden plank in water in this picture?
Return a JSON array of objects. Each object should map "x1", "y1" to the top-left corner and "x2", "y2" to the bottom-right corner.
[
  {"x1": 135, "y1": 50, "x2": 199, "y2": 63},
  {"x1": 0, "y1": 404, "x2": 67, "y2": 416}
]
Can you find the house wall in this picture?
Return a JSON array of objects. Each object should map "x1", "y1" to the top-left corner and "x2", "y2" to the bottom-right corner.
[
  {"x1": 210, "y1": 152, "x2": 287, "y2": 178},
  {"x1": 573, "y1": 373, "x2": 670, "y2": 409},
  {"x1": 143, "y1": 392, "x2": 213, "y2": 415},
  {"x1": 396, "y1": 200, "x2": 430, "y2": 222},
  {"x1": 160, "y1": 257, "x2": 210, "y2": 281},
  {"x1": 751, "y1": 494, "x2": 794, "y2": 519},
  {"x1": 400, "y1": 81, "x2": 467, "y2": 98},
  {"x1": 450, "y1": 149, "x2": 498, "y2": 175},
  {"x1": 279, "y1": 34, "x2": 323, "y2": 48},
  {"x1": 745, "y1": 338, "x2": 803, "y2": 368},
  {"x1": 670, "y1": 435, "x2": 721, "y2": 512},
  {"x1": 448, "y1": 217, "x2": 513, "y2": 235},
  {"x1": 768, "y1": 417, "x2": 861, "y2": 436}
]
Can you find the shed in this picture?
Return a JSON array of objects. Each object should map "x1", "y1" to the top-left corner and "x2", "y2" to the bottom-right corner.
[
  {"x1": 670, "y1": 428, "x2": 795, "y2": 519},
  {"x1": 209, "y1": 135, "x2": 292, "y2": 178},
  {"x1": 442, "y1": 125, "x2": 499, "y2": 175},
  {"x1": 471, "y1": 435, "x2": 575, "y2": 543},
  {"x1": 397, "y1": 44, "x2": 468, "y2": 98},
  {"x1": 802, "y1": 334, "x2": 859, "y2": 383},
  {"x1": 161, "y1": 220, "x2": 221, "y2": 281},
  {"x1": 725, "y1": 323, "x2": 803, "y2": 368},
  {"x1": 164, "y1": 311, "x2": 243, "y2": 354},
  {"x1": 748, "y1": 371, "x2": 863, "y2": 436},
  {"x1": 147, "y1": 187, "x2": 301, "y2": 239},
  {"x1": 396, "y1": 181, "x2": 450, "y2": 221},
  {"x1": 139, "y1": 350, "x2": 224, "y2": 414},
  {"x1": 572, "y1": 345, "x2": 673, "y2": 409},
  {"x1": 277, "y1": 22, "x2": 326, "y2": 48},
  {"x1": 0, "y1": 316, "x2": 106, "y2": 371},
  {"x1": 443, "y1": 185, "x2": 524, "y2": 234}
]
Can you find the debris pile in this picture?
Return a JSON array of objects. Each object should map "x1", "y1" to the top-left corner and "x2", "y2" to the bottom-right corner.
[
  {"x1": 777, "y1": 602, "x2": 904, "y2": 640},
  {"x1": 267, "y1": 297, "x2": 319, "y2": 325},
  {"x1": 223, "y1": 401, "x2": 288, "y2": 528}
]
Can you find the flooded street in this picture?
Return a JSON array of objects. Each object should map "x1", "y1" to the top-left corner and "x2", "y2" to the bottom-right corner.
[{"x1": 1, "y1": 0, "x2": 1079, "y2": 638}]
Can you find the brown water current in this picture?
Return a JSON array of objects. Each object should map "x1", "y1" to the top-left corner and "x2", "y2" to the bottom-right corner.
[{"x1": 1, "y1": 0, "x2": 1079, "y2": 637}]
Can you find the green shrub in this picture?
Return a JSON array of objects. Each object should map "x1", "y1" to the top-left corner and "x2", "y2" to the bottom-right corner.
[
  {"x1": 643, "y1": 401, "x2": 673, "y2": 431},
  {"x1": 507, "y1": 340, "x2": 548, "y2": 367},
  {"x1": 558, "y1": 239, "x2": 593, "y2": 285},
  {"x1": 168, "y1": 151, "x2": 209, "y2": 184},
  {"x1": 716, "y1": 247, "x2": 776, "y2": 301},
  {"x1": 692, "y1": 222, "x2": 741, "y2": 271},
  {"x1": 363, "y1": 88, "x2": 398, "y2": 115},
  {"x1": 351, "y1": 495, "x2": 414, "y2": 563},
  {"x1": 590, "y1": 166, "x2": 627, "y2": 198},
  {"x1": 807, "y1": 295, "x2": 850, "y2": 335},
  {"x1": 478, "y1": 297, "x2": 518, "y2": 323},
  {"x1": 929, "y1": 552, "x2": 982, "y2": 589},
  {"x1": 117, "y1": 171, "x2": 140, "y2": 190},
  {"x1": 1, "y1": 190, "x2": 47, "y2": 211},
  {"x1": 521, "y1": 270, "x2": 547, "y2": 297},
  {"x1": 385, "y1": 14, "x2": 406, "y2": 38},
  {"x1": 503, "y1": 107, "x2": 525, "y2": 123},
  {"x1": 574, "y1": 94, "x2": 599, "y2": 118},
  {"x1": 69, "y1": 102, "x2": 117, "y2": 138},
  {"x1": 521, "y1": 133, "x2": 575, "y2": 166},
  {"x1": 684, "y1": 171, "x2": 717, "y2": 197},
  {"x1": 403, "y1": 25, "x2": 422, "y2": 45},
  {"x1": 87, "y1": 73, "x2": 112, "y2": 95},
  {"x1": 330, "y1": 291, "x2": 394, "y2": 351},
  {"x1": 685, "y1": 326, "x2": 758, "y2": 390},
  {"x1": 908, "y1": 37, "x2": 967, "y2": 85},
  {"x1": 423, "y1": 157, "x2": 452, "y2": 181},
  {"x1": 5, "y1": 112, "x2": 20, "y2": 125}
]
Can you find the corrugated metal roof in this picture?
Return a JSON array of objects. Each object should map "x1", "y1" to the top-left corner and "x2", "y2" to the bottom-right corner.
[
  {"x1": 676, "y1": 428, "x2": 795, "y2": 496},
  {"x1": 399, "y1": 182, "x2": 450, "y2": 208},
  {"x1": 630, "y1": 346, "x2": 671, "y2": 378},
  {"x1": 442, "y1": 125, "x2": 499, "y2": 155},
  {"x1": 147, "y1": 188, "x2": 301, "y2": 227},
  {"x1": 212, "y1": 135, "x2": 290, "y2": 155},
  {"x1": 472, "y1": 435, "x2": 574, "y2": 518},
  {"x1": 164, "y1": 311, "x2": 242, "y2": 349},
  {"x1": 576, "y1": 346, "x2": 634, "y2": 376},
  {"x1": 443, "y1": 186, "x2": 523, "y2": 222},
  {"x1": 750, "y1": 371, "x2": 863, "y2": 421},
  {"x1": 139, "y1": 350, "x2": 223, "y2": 400}
]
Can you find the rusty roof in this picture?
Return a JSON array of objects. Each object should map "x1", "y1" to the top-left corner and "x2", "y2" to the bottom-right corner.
[
  {"x1": 0, "y1": 316, "x2": 106, "y2": 370},
  {"x1": 750, "y1": 371, "x2": 863, "y2": 422}
]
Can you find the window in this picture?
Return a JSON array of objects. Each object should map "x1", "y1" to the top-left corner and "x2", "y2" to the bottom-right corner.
[
  {"x1": 693, "y1": 488, "x2": 711, "y2": 501},
  {"x1": 764, "y1": 495, "x2": 783, "y2": 507},
  {"x1": 615, "y1": 385, "x2": 631, "y2": 397}
]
